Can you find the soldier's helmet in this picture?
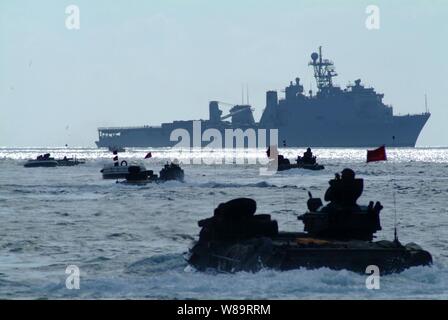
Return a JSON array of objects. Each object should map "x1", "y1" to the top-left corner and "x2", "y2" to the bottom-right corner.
[{"x1": 341, "y1": 168, "x2": 355, "y2": 181}]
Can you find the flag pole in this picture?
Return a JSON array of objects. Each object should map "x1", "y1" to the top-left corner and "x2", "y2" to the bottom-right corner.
[{"x1": 392, "y1": 135, "x2": 399, "y2": 244}]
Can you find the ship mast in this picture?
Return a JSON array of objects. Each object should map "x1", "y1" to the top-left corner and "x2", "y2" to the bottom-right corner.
[{"x1": 308, "y1": 46, "x2": 338, "y2": 90}]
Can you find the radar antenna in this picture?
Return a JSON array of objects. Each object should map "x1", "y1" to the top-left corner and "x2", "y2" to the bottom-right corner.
[{"x1": 308, "y1": 46, "x2": 338, "y2": 90}]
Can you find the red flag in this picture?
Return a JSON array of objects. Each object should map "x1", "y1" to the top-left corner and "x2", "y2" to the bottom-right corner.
[
  {"x1": 144, "y1": 152, "x2": 152, "y2": 159},
  {"x1": 367, "y1": 145, "x2": 387, "y2": 163}
]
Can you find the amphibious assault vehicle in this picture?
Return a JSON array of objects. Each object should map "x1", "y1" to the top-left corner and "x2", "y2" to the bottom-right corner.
[
  {"x1": 188, "y1": 169, "x2": 432, "y2": 274},
  {"x1": 119, "y1": 162, "x2": 184, "y2": 184}
]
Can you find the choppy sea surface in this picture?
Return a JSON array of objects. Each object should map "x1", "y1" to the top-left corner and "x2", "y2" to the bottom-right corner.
[{"x1": 0, "y1": 147, "x2": 447, "y2": 299}]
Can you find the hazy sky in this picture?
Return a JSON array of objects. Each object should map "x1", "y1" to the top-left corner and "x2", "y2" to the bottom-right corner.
[{"x1": 1, "y1": 0, "x2": 447, "y2": 147}]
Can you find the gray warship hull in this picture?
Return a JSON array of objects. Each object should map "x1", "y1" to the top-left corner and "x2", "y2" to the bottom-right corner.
[
  {"x1": 275, "y1": 113, "x2": 430, "y2": 147},
  {"x1": 96, "y1": 113, "x2": 429, "y2": 148}
]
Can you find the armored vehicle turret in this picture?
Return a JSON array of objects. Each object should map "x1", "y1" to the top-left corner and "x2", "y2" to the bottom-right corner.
[{"x1": 298, "y1": 168, "x2": 381, "y2": 240}]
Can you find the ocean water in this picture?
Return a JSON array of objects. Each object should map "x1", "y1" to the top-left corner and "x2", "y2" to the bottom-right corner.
[{"x1": 0, "y1": 147, "x2": 447, "y2": 299}]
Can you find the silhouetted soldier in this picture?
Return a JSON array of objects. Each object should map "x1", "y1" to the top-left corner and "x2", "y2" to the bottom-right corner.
[
  {"x1": 302, "y1": 147, "x2": 314, "y2": 164},
  {"x1": 324, "y1": 168, "x2": 363, "y2": 209}
]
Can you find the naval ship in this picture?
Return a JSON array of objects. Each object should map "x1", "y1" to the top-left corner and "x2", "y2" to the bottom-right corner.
[{"x1": 96, "y1": 47, "x2": 430, "y2": 148}]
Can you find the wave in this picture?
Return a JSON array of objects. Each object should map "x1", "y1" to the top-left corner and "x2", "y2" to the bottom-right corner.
[
  {"x1": 196, "y1": 181, "x2": 300, "y2": 189},
  {"x1": 24, "y1": 261, "x2": 448, "y2": 299},
  {"x1": 126, "y1": 254, "x2": 187, "y2": 275}
]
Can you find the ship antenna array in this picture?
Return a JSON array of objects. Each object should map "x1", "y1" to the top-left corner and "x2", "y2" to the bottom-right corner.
[
  {"x1": 309, "y1": 46, "x2": 338, "y2": 90},
  {"x1": 425, "y1": 94, "x2": 429, "y2": 113}
]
